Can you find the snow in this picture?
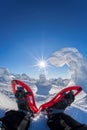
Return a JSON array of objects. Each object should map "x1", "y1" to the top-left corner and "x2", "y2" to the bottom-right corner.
[
  {"x1": 0, "y1": 47, "x2": 87, "y2": 130},
  {"x1": 48, "y1": 47, "x2": 87, "y2": 93},
  {"x1": 29, "y1": 114, "x2": 50, "y2": 130}
]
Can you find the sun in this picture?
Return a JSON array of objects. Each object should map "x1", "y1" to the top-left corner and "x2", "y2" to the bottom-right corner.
[
  {"x1": 33, "y1": 56, "x2": 50, "y2": 75},
  {"x1": 38, "y1": 60, "x2": 47, "y2": 68},
  {"x1": 34, "y1": 57, "x2": 49, "y2": 72},
  {"x1": 34, "y1": 56, "x2": 48, "y2": 69}
]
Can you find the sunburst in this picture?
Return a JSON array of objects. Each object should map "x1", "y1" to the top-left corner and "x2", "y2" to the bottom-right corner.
[
  {"x1": 37, "y1": 60, "x2": 47, "y2": 68},
  {"x1": 34, "y1": 56, "x2": 49, "y2": 75}
]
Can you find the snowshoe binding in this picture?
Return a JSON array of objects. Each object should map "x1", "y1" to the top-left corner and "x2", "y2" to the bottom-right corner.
[
  {"x1": 15, "y1": 87, "x2": 33, "y2": 117},
  {"x1": 46, "y1": 90, "x2": 75, "y2": 117}
]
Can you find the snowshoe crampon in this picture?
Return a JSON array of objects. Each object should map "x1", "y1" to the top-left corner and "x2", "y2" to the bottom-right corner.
[{"x1": 11, "y1": 80, "x2": 82, "y2": 116}]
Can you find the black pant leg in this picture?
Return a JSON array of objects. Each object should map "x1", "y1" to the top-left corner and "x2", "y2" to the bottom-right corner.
[
  {"x1": 0, "y1": 110, "x2": 30, "y2": 130},
  {"x1": 47, "y1": 113, "x2": 85, "y2": 130}
]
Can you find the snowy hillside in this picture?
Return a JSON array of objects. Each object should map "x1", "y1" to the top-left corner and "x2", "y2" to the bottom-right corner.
[{"x1": 0, "y1": 48, "x2": 87, "y2": 130}]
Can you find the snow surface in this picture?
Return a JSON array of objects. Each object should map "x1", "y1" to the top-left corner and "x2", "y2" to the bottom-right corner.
[
  {"x1": 49, "y1": 47, "x2": 87, "y2": 93},
  {"x1": 0, "y1": 47, "x2": 87, "y2": 130}
]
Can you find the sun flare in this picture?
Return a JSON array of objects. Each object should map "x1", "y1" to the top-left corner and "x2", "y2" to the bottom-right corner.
[
  {"x1": 38, "y1": 60, "x2": 47, "y2": 68},
  {"x1": 33, "y1": 56, "x2": 50, "y2": 76}
]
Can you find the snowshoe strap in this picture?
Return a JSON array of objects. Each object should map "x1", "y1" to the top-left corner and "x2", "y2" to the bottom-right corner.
[
  {"x1": 47, "y1": 108, "x2": 64, "y2": 115},
  {"x1": 17, "y1": 114, "x2": 30, "y2": 130},
  {"x1": 0, "y1": 121, "x2": 6, "y2": 130},
  {"x1": 0, "y1": 110, "x2": 30, "y2": 130}
]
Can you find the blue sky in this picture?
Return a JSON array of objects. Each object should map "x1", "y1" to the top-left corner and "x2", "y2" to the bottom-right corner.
[{"x1": 0, "y1": 0, "x2": 87, "y2": 79}]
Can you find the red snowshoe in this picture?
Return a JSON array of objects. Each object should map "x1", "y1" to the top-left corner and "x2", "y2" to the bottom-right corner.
[
  {"x1": 11, "y1": 80, "x2": 38, "y2": 117},
  {"x1": 45, "y1": 90, "x2": 75, "y2": 116}
]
